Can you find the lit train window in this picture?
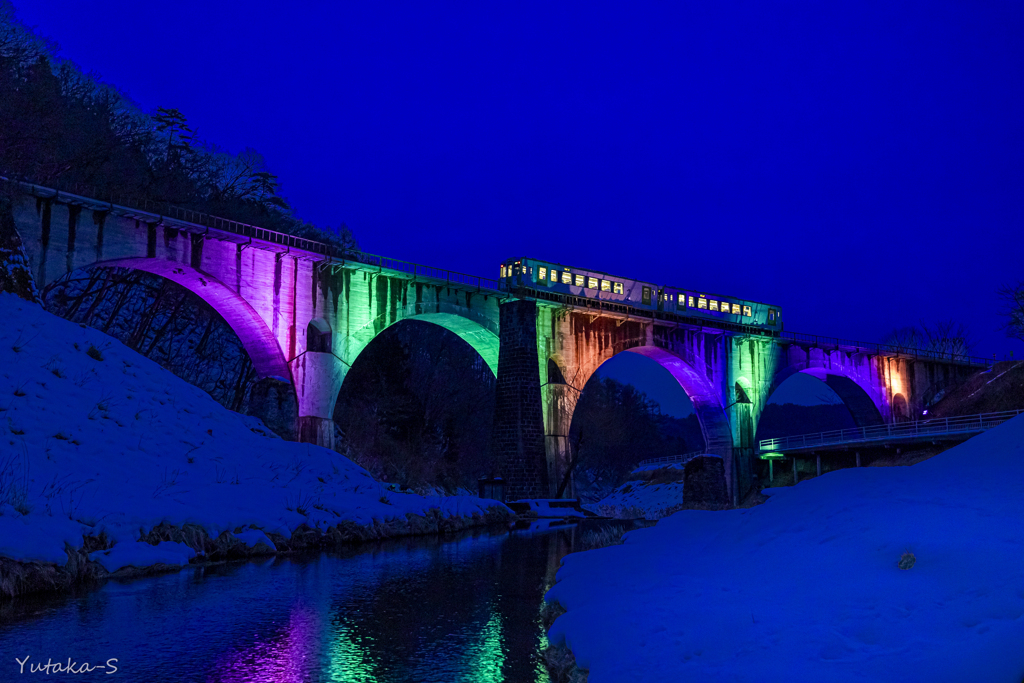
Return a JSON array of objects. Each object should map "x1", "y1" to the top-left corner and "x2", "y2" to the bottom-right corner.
[
  {"x1": 743, "y1": 305, "x2": 752, "y2": 317},
  {"x1": 642, "y1": 287, "x2": 652, "y2": 305},
  {"x1": 575, "y1": 274, "x2": 585, "y2": 287},
  {"x1": 550, "y1": 269, "x2": 558, "y2": 281},
  {"x1": 678, "y1": 294, "x2": 686, "y2": 306},
  {"x1": 587, "y1": 277, "x2": 598, "y2": 289},
  {"x1": 613, "y1": 282, "x2": 623, "y2": 294},
  {"x1": 697, "y1": 297, "x2": 707, "y2": 309},
  {"x1": 600, "y1": 280, "x2": 611, "y2": 292},
  {"x1": 501, "y1": 265, "x2": 506, "y2": 278},
  {"x1": 561, "y1": 271, "x2": 572, "y2": 284},
  {"x1": 538, "y1": 266, "x2": 547, "y2": 281},
  {"x1": 710, "y1": 300, "x2": 719, "y2": 312},
  {"x1": 768, "y1": 309, "x2": 776, "y2": 324},
  {"x1": 528, "y1": 267, "x2": 533, "y2": 277},
  {"x1": 731, "y1": 304, "x2": 741, "y2": 314},
  {"x1": 688, "y1": 296, "x2": 695, "y2": 307}
]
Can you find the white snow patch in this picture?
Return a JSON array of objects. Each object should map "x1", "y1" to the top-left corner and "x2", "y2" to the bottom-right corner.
[
  {"x1": 0, "y1": 294, "x2": 509, "y2": 567},
  {"x1": 234, "y1": 528, "x2": 275, "y2": 550},
  {"x1": 584, "y1": 471, "x2": 686, "y2": 520},
  {"x1": 547, "y1": 413, "x2": 1024, "y2": 682},
  {"x1": 89, "y1": 541, "x2": 195, "y2": 573}
]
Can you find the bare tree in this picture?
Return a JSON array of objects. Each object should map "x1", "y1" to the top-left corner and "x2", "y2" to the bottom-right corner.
[
  {"x1": 884, "y1": 319, "x2": 974, "y2": 359},
  {"x1": 919, "y1": 319, "x2": 974, "y2": 359},
  {"x1": 997, "y1": 280, "x2": 1024, "y2": 344},
  {"x1": 884, "y1": 326, "x2": 924, "y2": 352}
]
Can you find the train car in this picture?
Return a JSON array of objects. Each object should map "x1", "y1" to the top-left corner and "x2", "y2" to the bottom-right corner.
[{"x1": 498, "y1": 257, "x2": 782, "y2": 330}]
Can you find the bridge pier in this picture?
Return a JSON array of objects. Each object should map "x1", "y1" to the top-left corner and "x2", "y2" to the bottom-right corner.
[
  {"x1": 792, "y1": 456, "x2": 798, "y2": 484},
  {"x1": 291, "y1": 351, "x2": 347, "y2": 451},
  {"x1": 492, "y1": 300, "x2": 549, "y2": 500},
  {"x1": 816, "y1": 454, "x2": 821, "y2": 477},
  {"x1": 543, "y1": 383, "x2": 577, "y2": 498},
  {"x1": 856, "y1": 451, "x2": 861, "y2": 467}
]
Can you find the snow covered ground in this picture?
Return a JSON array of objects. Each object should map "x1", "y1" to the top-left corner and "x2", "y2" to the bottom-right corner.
[
  {"x1": 547, "y1": 414, "x2": 1024, "y2": 682},
  {"x1": 584, "y1": 464, "x2": 685, "y2": 520},
  {"x1": 0, "y1": 293, "x2": 509, "y2": 572}
]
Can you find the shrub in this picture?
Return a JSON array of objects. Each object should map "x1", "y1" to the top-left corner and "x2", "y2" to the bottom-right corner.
[
  {"x1": 898, "y1": 551, "x2": 916, "y2": 570},
  {"x1": 86, "y1": 344, "x2": 104, "y2": 361}
]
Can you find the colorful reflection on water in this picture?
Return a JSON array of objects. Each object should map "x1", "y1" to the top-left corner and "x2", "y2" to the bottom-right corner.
[{"x1": 0, "y1": 520, "x2": 604, "y2": 682}]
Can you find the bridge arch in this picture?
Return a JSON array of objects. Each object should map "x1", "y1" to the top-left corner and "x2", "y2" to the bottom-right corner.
[
  {"x1": 330, "y1": 306, "x2": 501, "y2": 484},
  {"x1": 317, "y1": 303, "x2": 501, "y2": 436},
  {"x1": 765, "y1": 362, "x2": 885, "y2": 429},
  {"x1": 336, "y1": 302, "x2": 500, "y2": 378},
  {"x1": 546, "y1": 335, "x2": 733, "y2": 498},
  {"x1": 68, "y1": 257, "x2": 293, "y2": 381}
]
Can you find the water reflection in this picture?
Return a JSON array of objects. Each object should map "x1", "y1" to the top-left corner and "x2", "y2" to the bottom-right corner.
[{"x1": 0, "y1": 521, "x2": 624, "y2": 682}]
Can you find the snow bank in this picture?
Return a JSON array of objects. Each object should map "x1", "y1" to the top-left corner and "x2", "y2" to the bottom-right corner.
[
  {"x1": 90, "y1": 541, "x2": 195, "y2": 573},
  {"x1": 547, "y1": 414, "x2": 1024, "y2": 682},
  {"x1": 0, "y1": 294, "x2": 510, "y2": 572},
  {"x1": 584, "y1": 466, "x2": 686, "y2": 520}
]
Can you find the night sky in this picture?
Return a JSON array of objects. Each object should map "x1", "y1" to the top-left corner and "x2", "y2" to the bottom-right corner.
[{"x1": 13, "y1": 1, "x2": 1023, "y2": 408}]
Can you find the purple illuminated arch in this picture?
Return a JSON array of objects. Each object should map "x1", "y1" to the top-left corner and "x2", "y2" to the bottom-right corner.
[
  {"x1": 623, "y1": 345, "x2": 733, "y2": 450},
  {"x1": 88, "y1": 258, "x2": 291, "y2": 381},
  {"x1": 769, "y1": 365, "x2": 884, "y2": 428}
]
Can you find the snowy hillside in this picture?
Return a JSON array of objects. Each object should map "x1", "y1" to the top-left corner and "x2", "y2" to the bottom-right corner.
[
  {"x1": 547, "y1": 414, "x2": 1024, "y2": 683},
  {"x1": 0, "y1": 294, "x2": 510, "y2": 583}
]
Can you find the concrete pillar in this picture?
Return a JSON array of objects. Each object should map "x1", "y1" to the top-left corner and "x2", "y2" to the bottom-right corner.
[
  {"x1": 298, "y1": 416, "x2": 336, "y2": 449},
  {"x1": 543, "y1": 383, "x2": 576, "y2": 499},
  {"x1": 816, "y1": 455, "x2": 821, "y2": 477},
  {"x1": 792, "y1": 456, "x2": 798, "y2": 484},
  {"x1": 856, "y1": 451, "x2": 861, "y2": 467},
  {"x1": 290, "y1": 351, "x2": 348, "y2": 451},
  {"x1": 768, "y1": 459, "x2": 773, "y2": 482}
]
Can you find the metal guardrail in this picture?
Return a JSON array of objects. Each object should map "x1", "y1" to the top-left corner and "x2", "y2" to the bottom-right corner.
[
  {"x1": 4, "y1": 178, "x2": 501, "y2": 292},
  {"x1": 637, "y1": 450, "x2": 708, "y2": 468},
  {"x1": 757, "y1": 409, "x2": 1024, "y2": 454},
  {"x1": 777, "y1": 331, "x2": 990, "y2": 367}
]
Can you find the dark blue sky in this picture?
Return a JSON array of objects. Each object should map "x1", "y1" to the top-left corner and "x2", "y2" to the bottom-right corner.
[{"x1": 13, "y1": 2, "x2": 1023, "y2": 372}]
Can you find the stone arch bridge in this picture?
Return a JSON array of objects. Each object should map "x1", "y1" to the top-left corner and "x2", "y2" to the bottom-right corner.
[{"x1": 6, "y1": 183, "x2": 985, "y2": 503}]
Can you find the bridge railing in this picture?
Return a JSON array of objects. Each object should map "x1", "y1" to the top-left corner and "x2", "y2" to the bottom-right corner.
[
  {"x1": 4, "y1": 177, "x2": 501, "y2": 292},
  {"x1": 778, "y1": 331, "x2": 990, "y2": 366},
  {"x1": 517, "y1": 286, "x2": 990, "y2": 368},
  {"x1": 757, "y1": 409, "x2": 1024, "y2": 454},
  {"x1": 354, "y1": 253, "x2": 499, "y2": 290},
  {"x1": 637, "y1": 450, "x2": 708, "y2": 468}
]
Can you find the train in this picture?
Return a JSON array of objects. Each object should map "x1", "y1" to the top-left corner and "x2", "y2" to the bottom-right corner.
[{"x1": 498, "y1": 257, "x2": 782, "y2": 330}]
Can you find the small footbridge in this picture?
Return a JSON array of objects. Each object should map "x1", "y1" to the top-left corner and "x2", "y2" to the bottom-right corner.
[
  {"x1": 636, "y1": 450, "x2": 708, "y2": 469},
  {"x1": 757, "y1": 409, "x2": 1024, "y2": 458}
]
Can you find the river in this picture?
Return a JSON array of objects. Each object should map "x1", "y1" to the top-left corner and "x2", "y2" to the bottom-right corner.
[{"x1": 0, "y1": 519, "x2": 625, "y2": 682}]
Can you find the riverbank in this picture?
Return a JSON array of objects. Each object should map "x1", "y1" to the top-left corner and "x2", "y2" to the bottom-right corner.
[{"x1": 0, "y1": 293, "x2": 513, "y2": 599}]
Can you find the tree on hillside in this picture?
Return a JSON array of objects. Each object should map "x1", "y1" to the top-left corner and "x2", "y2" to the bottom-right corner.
[
  {"x1": 883, "y1": 319, "x2": 974, "y2": 359},
  {"x1": 0, "y1": 1, "x2": 353, "y2": 250},
  {"x1": 997, "y1": 280, "x2": 1024, "y2": 344},
  {"x1": 568, "y1": 376, "x2": 695, "y2": 496}
]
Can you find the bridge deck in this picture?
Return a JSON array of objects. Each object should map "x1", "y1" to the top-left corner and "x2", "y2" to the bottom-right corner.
[
  {"x1": 12, "y1": 181, "x2": 502, "y2": 293},
  {"x1": 6, "y1": 178, "x2": 993, "y2": 368},
  {"x1": 516, "y1": 285, "x2": 990, "y2": 367},
  {"x1": 756, "y1": 410, "x2": 1023, "y2": 456}
]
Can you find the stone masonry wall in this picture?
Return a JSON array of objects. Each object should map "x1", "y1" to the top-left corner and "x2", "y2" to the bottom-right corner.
[{"x1": 493, "y1": 299, "x2": 549, "y2": 500}]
